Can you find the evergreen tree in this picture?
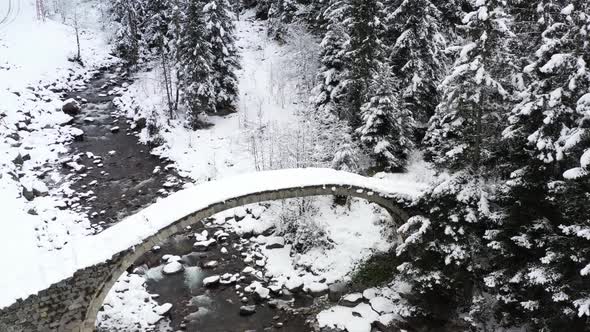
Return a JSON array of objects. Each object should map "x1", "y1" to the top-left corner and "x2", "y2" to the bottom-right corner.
[
  {"x1": 397, "y1": 0, "x2": 515, "y2": 326},
  {"x1": 356, "y1": 64, "x2": 415, "y2": 171},
  {"x1": 303, "y1": 0, "x2": 330, "y2": 32},
  {"x1": 311, "y1": 0, "x2": 350, "y2": 120},
  {"x1": 423, "y1": 0, "x2": 514, "y2": 173},
  {"x1": 110, "y1": 0, "x2": 146, "y2": 65},
  {"x1": 486, "y1": 2, "x2": 590, "y2": 329},
  {"x1": 268, "y1": 0, "x2": 299, "y2": 41},
  {"x1": 345, "y1": 0, "x2": 384, "y2": 126},
  {"x1": 176, "y1": 0, "x2": 216, "y2": 127},
  {"x1": 387, "y1": 0, "x2": 446, "y2": 128},
  {"x1": 396, "y1": 172, "x2": 494, "y2": 328},
  {"x1": 431, "y1": 0, "x2": 466, "y2": 29},
  {"x1": 143, "y1": 0, "x2": 173, "y2": 51},
  {"x1": 203, "y1": 0, "x2": 241, "y2": 114}
]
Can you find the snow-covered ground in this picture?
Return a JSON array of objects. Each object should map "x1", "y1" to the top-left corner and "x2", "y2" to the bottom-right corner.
[
  {"x1": 0, "y1": 0, "x2": 115, "y2": 307},
  {"x1": 96, "y1": 273, "x2": 173, "y2": 332}
]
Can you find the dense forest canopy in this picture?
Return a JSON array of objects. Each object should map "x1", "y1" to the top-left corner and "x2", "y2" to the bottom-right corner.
[{"x1": 109, "y1": 0, "x2": 590, "y2": 330}]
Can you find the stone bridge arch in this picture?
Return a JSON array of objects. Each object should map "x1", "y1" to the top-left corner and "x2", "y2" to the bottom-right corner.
[{"x1": 0, "y1": 169, "x2": 413, "y2": 332}]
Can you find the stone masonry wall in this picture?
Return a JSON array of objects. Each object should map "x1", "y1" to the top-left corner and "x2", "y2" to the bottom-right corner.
[{"x1": 0, "y1": 252, "x2": 128, "y2": 332}]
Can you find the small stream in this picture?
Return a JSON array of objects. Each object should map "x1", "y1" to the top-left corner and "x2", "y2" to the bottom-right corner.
[
  {"x1": 60, "y1": 66, "x2": 316, "y2": 331},
  {"x1": 60, "y1": 67, "x2": 183, "y2": 231}
]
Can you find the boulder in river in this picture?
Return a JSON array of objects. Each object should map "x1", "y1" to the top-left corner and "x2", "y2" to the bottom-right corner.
[
  {"x1": 70, "y1": 128, "x2": 84, "y2": 142},
  {"x1": 203, "y1": 275, "x2": 220, "y2": 287},
  {"x1": 155, "y1": 303, "x2": 173, "y2": 316},
  {"x1": 306, "y1": 282, "x2": 329, "y2": 297},
  {"x1": 162, "y1": 261, "x2": 184, "y2": 275},
  {"x1": 340, "y1": 293, "x2": 364, "y2": 307},
  {"x1": 22, "y1": 186, "x2": 35, "y2": 201},
  {"x1": 239, "y1": 305, "x2": 256, "y2": 316},
  {"x1": 369, "y1": 297, "x2": 395, "y2": 315},
  {"x1": 62, "y1": 98, "x2": 82, "y2": 115},
  {"x1": 285, "y1": 278, "x2": 304, "y2": 293},
  {"x1": 328, "y1": 282, "x2": 348, "y2": 302},
  {"x1": 194, "y1": 238, "x2": 216, "y2": 251},
  {"x1": 203, "y1": 260, "x2": 218, "y2": 269}
]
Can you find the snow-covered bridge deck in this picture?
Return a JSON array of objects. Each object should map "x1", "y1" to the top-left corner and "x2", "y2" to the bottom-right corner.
[{"x1": 0, "y1": 168, "x2": 421, "y2": 331}]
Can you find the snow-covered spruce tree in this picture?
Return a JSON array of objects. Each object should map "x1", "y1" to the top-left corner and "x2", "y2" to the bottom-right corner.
[
  {"x1": 110, "y1": 0, "x2": 146, "y2": 65},
  {"x1": 422, "y1": 0, "x2": 514, "y2": 173},
  {"x1": 203, "y1": 0, "x2": 241, "y2": 114},
  {"x1": 142, "y1": 0, "x2": 175, "y2": 52},
  {"x1": 345, "y1": 0, "x2": 385, "y2": 126},
  {"x1": 268, "y1": 0, "x2": 299, "y2": 42},
  {"x1": 485, "y1": 2, "x2": 590, "y2": 329},
  {"x1": 311, "y1": 0, "x2": 350, "y2": 120},
  {"x1": 302, "y1": 0, "x2": 331, "y2": 33},
  {"x1": 431, "y1": 0, "x2": 467, "y2": 28},
  {"x1": 356, "y1": 64, "x2": 415, "y2": 171},
  {"x1": 396, "y1": 173, "x2": 496, "y2": 328},
  {"x1": 331, "y1": 134, "x2": 359, "y2": 172},
  {"x1": 386, "y1": 0, "x2": 446, "y2": 129},
  {"x1": 176, "y1": 0, "x2": 216, "y2": 128},
  {"x1": 142, "y1": 0, "x2": 181, "y2": 117},
  {"x1": 397, "y1": 0, "x2": 515, "y2": 327}
]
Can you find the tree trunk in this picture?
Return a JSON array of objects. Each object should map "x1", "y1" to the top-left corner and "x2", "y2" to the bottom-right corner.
[{"x1": 160, "y1": 46, "x2": 174, "y2": 120}]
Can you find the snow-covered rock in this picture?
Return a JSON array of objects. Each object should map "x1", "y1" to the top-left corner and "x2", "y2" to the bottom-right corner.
[
  {"x1": 317, "y1": 305, "x2": 372, "y2": 332},
  {"x1": 162, "y1": 261, "x2": 184, "y2": 275},
  {"x1": 242, "y1": 266, "x2": 256, "y2": 274},
  {"x1": 70, "y1": 128, "x2": 84, "y2": 141},
  {"x1": 194, "y1": 230, "x2": 209, "y2": 241},
  {"x1": 203, "y1": 260, "x2": 218, "y2": 269},
  {"x1": 252, "y1": 284, "x2": 270, "y2": 301},
  {"x1": 155, "y1": 303, "x2": 173, "y2": 316},
  {"x1": 220, "y1": 273, "x2": 238, "y2": 285},
  {"x1": 234, "y1": 207, "x2": 247, "y2": 221},
  {"x1": 352, "y1": 303, "x2": 379, "y2": 322},
  {"x1": 306, "y1": 282, "x2": 329, "y2": 297},
  {"x1": 362, "y1": 288, "x2": 378, "y2": 300},
  {"x1": 328, "y1": 282, "x2": 347, "y2": 302},
  {"x1": 250, "y1": 205, "x2": 265, "y2": 219},
  {"x1": 203, "y1": 275, "x2": 220, "y2": 287},
  {"x1": 162, "y1": 255, "x2": 181, "y2": 263},
  {"x1": 341, "y1": 293, "x2": 364, "y2": 307},
  {"x1": 376, "y1": 313, "x2": 397, "y2": 329},
  {"x1": 285, "y1": 278, "x2": 304, "y2": 292},
  {"x1": 239, "y1": 305, "x2": 256, "y2": 316},
  {"x1": 369, "y1": 296, "x2": 395, "y2": 314},
  {"x1": 193, "y1": 238, "x2": 216, "y2": 251},
  {"x1": 265, "y1": 236, "x2": 285, "y2": 249},
  {"x1": 62, "y1": 98, "x2": 81, "y2": 115}
]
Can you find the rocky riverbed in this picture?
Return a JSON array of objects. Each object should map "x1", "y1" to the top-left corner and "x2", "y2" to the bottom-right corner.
[
  {"x1": 54, "y1": 65, "x2": 328, "y2": 331},
  {"x1": 25, "y1": 60, "x2": 406, "y2": 332}
]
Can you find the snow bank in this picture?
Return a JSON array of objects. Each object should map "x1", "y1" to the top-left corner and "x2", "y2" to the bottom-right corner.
[
  {"x1": 255, "y1": 197, "x2": 393, "y2": 288},
  {"x1": 0, "y1": 0, "x2": 115, "y2": 309}
]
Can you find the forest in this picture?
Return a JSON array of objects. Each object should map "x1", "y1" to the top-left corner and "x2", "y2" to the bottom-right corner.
[
  {"x1": 0, "y1": 0, "x2": 590, "y2": 332},
  {"x1": 103, "y1": 0, "x2": 590, "y2": 330}
]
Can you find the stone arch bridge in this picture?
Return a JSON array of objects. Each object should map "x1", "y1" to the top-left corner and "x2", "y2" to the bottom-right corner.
[{"x1": 0, "y1": 168, "x2": 419, "y2": 332}]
